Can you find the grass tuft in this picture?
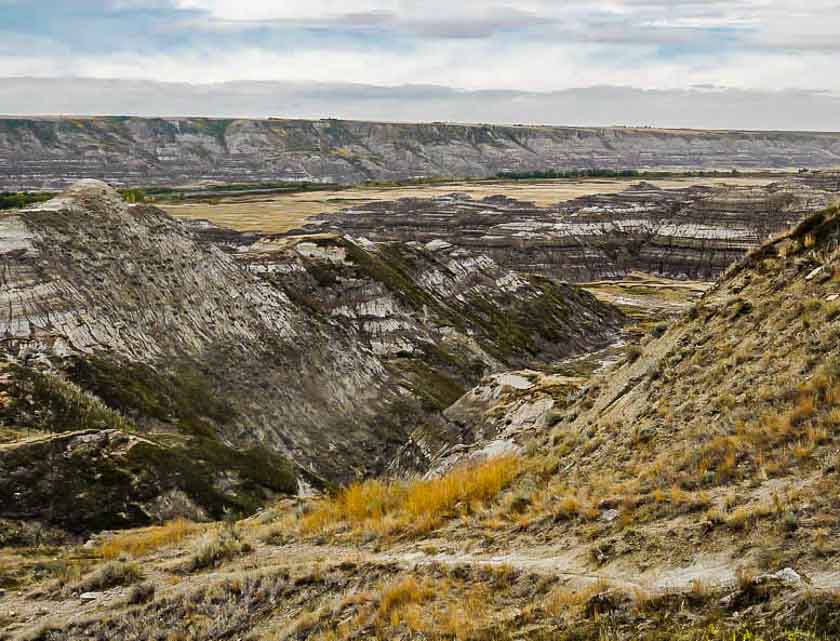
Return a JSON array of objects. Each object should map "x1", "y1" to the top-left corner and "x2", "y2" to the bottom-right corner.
[
  {"x1": 184, "y1": 526, "x2": 250, "y2": 572},
  {"x1": 99, "y1": 519, "x2": 203, "y2": 559},
  {"x1": 378, "y1": 576, "x2": 433, "y2": 621},
  {"x1": 72, "y1": 561, "x2": 143, "y2": 593},
  {"x1": 301, "y1": 456, "x2": 521, "y2": 536}
]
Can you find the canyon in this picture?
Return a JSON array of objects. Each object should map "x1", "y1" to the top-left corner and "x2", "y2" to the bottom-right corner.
[
  {"x1": 290, "y1": 176, "x2": 840, "y2": 283},
  {"x1": 2, "y1": 118, "x2": 840, "y2": 640},
  {"x1": 0, "y1": 181, "x2": 622, "y2": 531}
]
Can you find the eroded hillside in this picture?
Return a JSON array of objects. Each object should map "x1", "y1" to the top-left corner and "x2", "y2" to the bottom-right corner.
[
  {"x1": 4, "y1": 117, "x2": 840, "y2": 191},
  {"x1": 4, "y1": 206, "x2": 840, "y2": 641},
  {"x1": 0, "y1": 181, "x2": 622, "y2": 531},
  {"x1": 294, "y1": 179, "x2": 840, "y2": 282}
]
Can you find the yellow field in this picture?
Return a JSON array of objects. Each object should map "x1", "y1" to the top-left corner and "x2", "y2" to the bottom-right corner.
[{"x1": 163, "y1": 176, "x2": 778, "y2": 233}]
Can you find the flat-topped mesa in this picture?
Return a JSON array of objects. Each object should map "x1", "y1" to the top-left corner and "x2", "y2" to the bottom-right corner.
[{"x1": 4, "y1": 117, "x2": 840, "y2": 190}]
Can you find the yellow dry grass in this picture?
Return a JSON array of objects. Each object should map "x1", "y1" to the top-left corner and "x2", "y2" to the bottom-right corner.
[
  {"x1": 99, "y1": 518, "x2": 204, "y2": 560},
  {"x1": 378, "y1": 576, "x2": 434, "y2": 622},
  {"x1": 544, "y1": 580, "x2": 612, "y2": 617},
  {"x1": 639, "y1": 367, "x2": 840, "y2": 491},
  {"x1": 165, "y1": 177, "x2": 775, "y2": 233},
  {"x1": 306, "y1": 574, "x2": 497, "y2": 640},
  {"x1": 301, "y1": 456, "x2": 521, "y2": 536}
]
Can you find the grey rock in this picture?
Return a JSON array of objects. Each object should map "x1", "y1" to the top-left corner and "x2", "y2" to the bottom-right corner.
[
  {"x1": 294, "y1": 180, "x2": 838, "y2": 283},
  {"x1": 0, "y1": 181, "x2": 623, "y2": 530},
  {"x1": 601, "y1": 509, "x2": 620, "y2": 522},
  {"x1": 4, "y1": 117, "x2": 840, "y2": 191},
  {"x1": 80, "y1": 592, "x2": 102, "y2": 602},
  {"x1": 756, "y1": 567, "x2": 803, "y2": 586},
  {"x1": 806, "y1": 266, "x2": 824, "y2": 281}
]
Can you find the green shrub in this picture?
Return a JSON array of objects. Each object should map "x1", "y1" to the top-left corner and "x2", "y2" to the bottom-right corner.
[
  {"x1": 73, "y1": 561, "x2": 143, "y2": 593},
  {"x1": 185, "y1": 527, "x2": 250, "y2": 572},
  {"x1": 0, "y1": 191, "x2": 55, "y2": 210}
]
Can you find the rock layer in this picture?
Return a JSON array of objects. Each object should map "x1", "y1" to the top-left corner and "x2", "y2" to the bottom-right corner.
[
  {"x1": 294, "y1": 179, "x2": 840, "y2": 282},
  {"x1": 0, "y1": 181, "x2": 623, "y2": 529},
  {"x1": 3, "y1": 117, "x2": 840, "y2": 190}
]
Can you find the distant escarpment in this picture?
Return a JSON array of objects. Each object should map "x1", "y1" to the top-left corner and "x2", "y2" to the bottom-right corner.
[
  {"x1": 295, "y1": 179, "x2": 840, "y2": 282},
  {"x1": 3, "y1": 117, "x2": 840, "y2": 190},
  {"x1": 0, "y1": 181, "x2": 622, "y2": 531}
]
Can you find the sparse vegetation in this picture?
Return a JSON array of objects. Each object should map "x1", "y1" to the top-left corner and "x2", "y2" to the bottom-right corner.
[
  {"x1": 0, "y1": 363, "x2": 134, "y2": 434},
  {"x1": 71, "y1": 560, "x2": 143, "y2": 593},
  {"x1": 184, "y1": 526, "x2": 251, "y2": 572},
  {"x1": 3, "y1": 163, "x2": 840, "y2": 640},
  {"x1": 99, "y1": 519, "x2": 203, "y2": 559},
  {"x1": 377, "y1": 575, "x2": 434, "y2": 623},
  {"x1": 126, "y1": 581, "x2": 155, "y2": 604},
  {"x1": 498, "y1": 168, "x2": 642, "y2": 180},
  {"x1": 300, "y1": 456, "x2": 521, "y2": 536},
  {"x1": 0, "y1": 191, "x2": 55, "y2": 210}
]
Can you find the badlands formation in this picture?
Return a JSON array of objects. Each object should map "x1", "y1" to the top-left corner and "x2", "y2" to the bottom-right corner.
[{"x1": 1, "y1": 129, "x2": 840, "y2": 640}]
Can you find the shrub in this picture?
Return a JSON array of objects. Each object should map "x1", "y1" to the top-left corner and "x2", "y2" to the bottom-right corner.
[
  {"x1": 726, "y1": 504, "x2": 773, "y2": 531},
  {"x1": 782, "y1": 510, "x2": 799, "y2": 531},
  {"x1": 185, "y1": 527, "x2": 250, "y2": 572},
  {"x1": 789, "y1": 396, "x2": 816, "y2": 427},
  {"x1": 651, "y1": 323, "x2": 668, "y2": 338},
  {"x1": 825, "y1": 301, "x2": 840, "y2": 322},
  {"x1": 0, "y1": 191, "x2": 55, "y2": 210},
  {"x1": 544, "y1": 580, "x2": 611, "y2": 616},
  {"x1": 625, "y1": 345, "x2": 643, "y2": 363},
  {"x1": 127, "y1": 582, "x2": 155, "y2": 605},
  {"x1": 73, "y1": 561, "x2": 142, "y2": 593}
]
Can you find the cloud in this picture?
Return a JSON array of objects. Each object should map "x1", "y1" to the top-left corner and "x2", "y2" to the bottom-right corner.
[
  {"x1": 0, "y1": 0, "x2": 839, "y2": 97},
  {"x1": 1, "y1": 78, "x2": 838, "y2": 132}
]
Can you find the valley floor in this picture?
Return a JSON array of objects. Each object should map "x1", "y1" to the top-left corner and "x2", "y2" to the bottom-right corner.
[{"x1": 163, "y1": 176, "x2": 781, "y2": 233}]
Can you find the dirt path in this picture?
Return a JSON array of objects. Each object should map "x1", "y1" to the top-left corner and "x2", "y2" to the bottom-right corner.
[{"x1": 6, "y1": 538, "x2": 840, "y2": 640}]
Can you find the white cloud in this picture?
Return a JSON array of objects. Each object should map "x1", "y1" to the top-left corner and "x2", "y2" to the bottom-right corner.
[
  {"x1": 1, "y1": 0, "x2": 839, "y2": 102},
  {"x1": 2, "y1": 78, "x2": 838, "y2": 131},
  {"x1": 174, "y1": 0, "x2": 398, "y2": 21},
  {"x1": 6, "y1": 35, "x2": 839, "y2": 95}
]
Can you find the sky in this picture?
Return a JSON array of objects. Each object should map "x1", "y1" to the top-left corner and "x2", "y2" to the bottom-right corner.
[{"x1": 1, "y1": 1, "x2": 839, "y2": 129}]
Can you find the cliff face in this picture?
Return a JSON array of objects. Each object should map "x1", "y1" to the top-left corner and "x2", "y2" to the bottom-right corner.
[
  {"x1": 195, "y1": 230, "x2": 623, "y2": 373},
  {"x1": 295, "y1": 181, "x2": 839, "y2": 282},
  {"x1": 3, "y1": 117, "x2": 840, "y2": 190},
  {"x1": 0, "y1": 181, "x2": 404, "y2": 495},
  {"x1": 0, "y1": 181, "x2": 623, "y2": 530}
]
